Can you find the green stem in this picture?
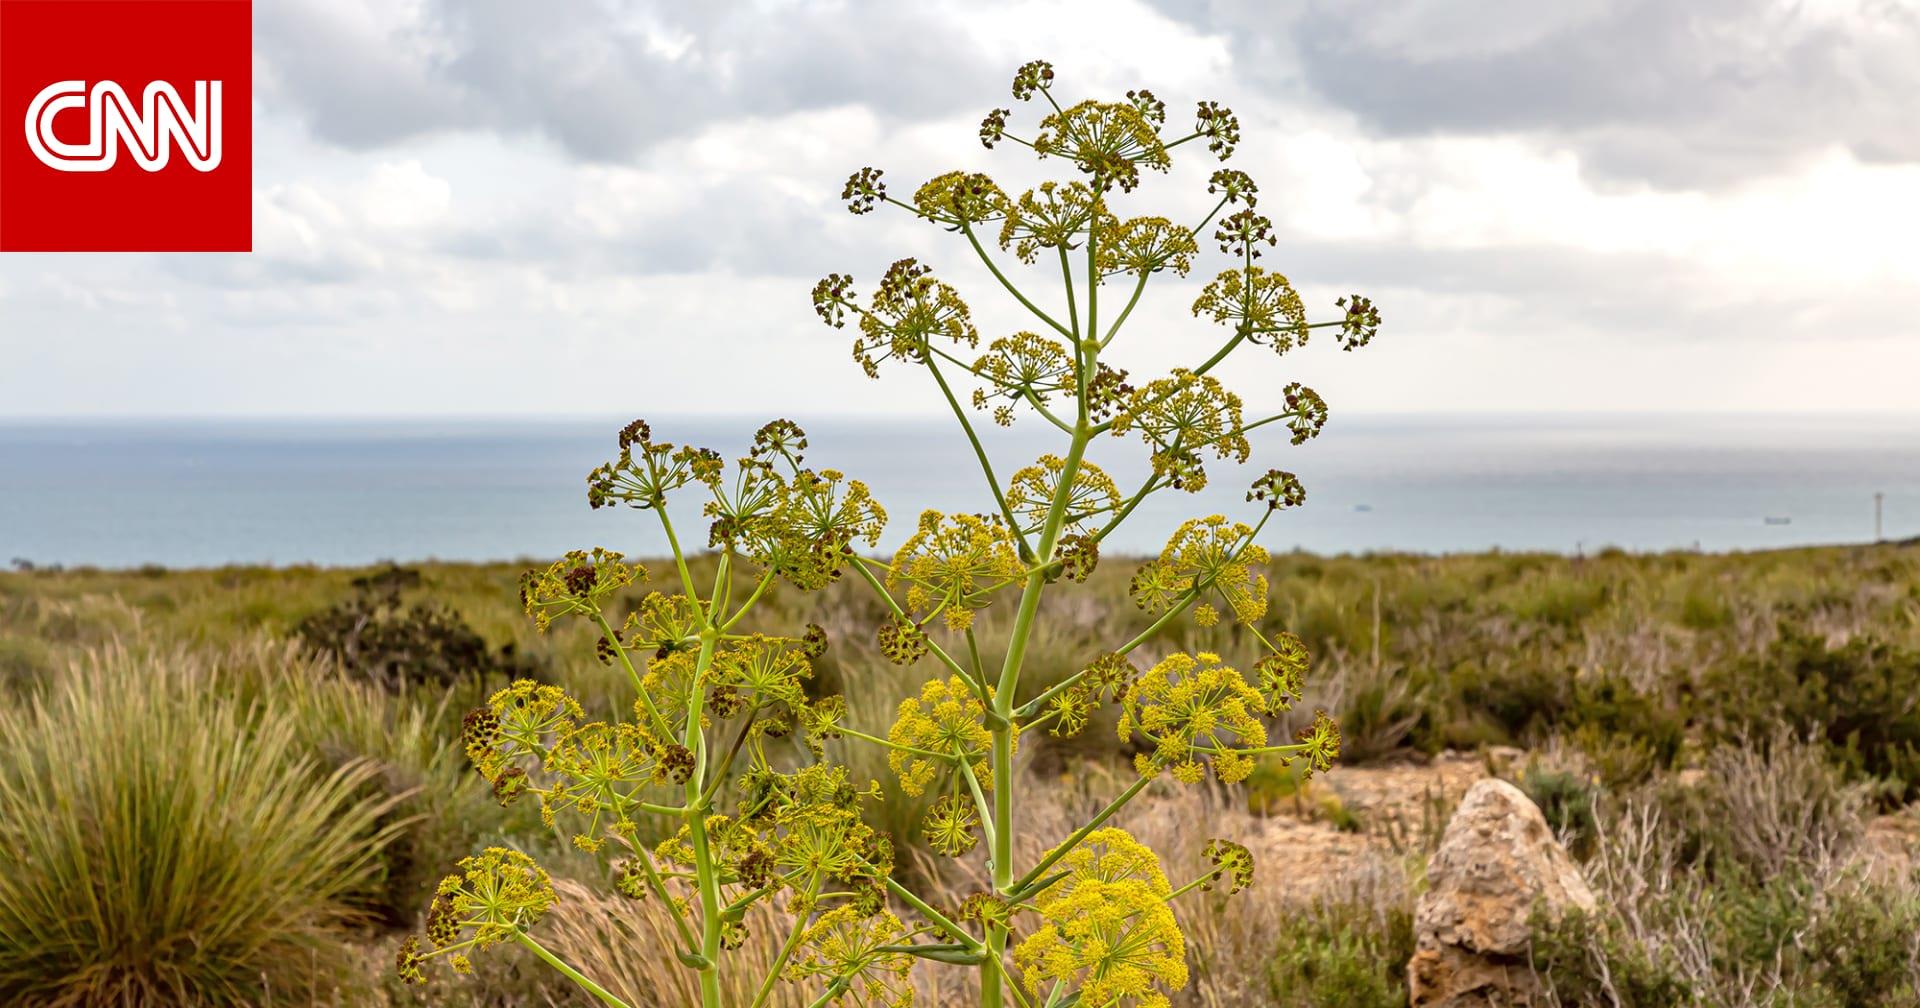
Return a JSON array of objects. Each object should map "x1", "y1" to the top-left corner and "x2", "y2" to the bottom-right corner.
[
  {"x1": 1193, "y1": 326, "x2": 1247, "y2": 376},
  {"x1": 1010, "y1": 775, "x2": 1153, "y2": 895},
  {"x1": 927, "y1": 355, "x2": 1028, "y2": 553},
  {"x1": 686, "y1": 631, "x2": 724, "y2": 1008},
  {"x1": 655, "y1": 504, "x2": 704, "y2": 621},
  {"x1": 806, "y1": 979, "x2": 852, "y2": 1008},
  {"x1": 961, "y1": 224, "x2": 1076, "y2": 341},
  {"x1": 1190, "y1": 194, "x2": 1230, "y2": 237},
  {"x1": 1100, "y1": 272, "x2": 1149, "y2": 349},
  {"x1": 719, "y1": 569, "x2": 775, "y2": 632},
  {"x1": 695, "y1": 714, "x2": 756, "y2": 810},
  {"x1": 875, "y1": 943, "x2": 989, "y2": 965},
  {"x1": 515, "y1": 932, "x2": 635, "y2": 1008},
  {"x1": 1057, "y1": 245, "x2": 1080, "y2": 337},
  {"x1": 710, "y1": 550, "x2": 733, "y2": 620},
  {"x1": 963, "y1": 628, "x2": 996, "y2": 709},
  {"x1": 979, "y1": 204, "x2": 1103, "y2": 1008},
  {"x1": 959, "y1": 752, "x2": 998, "y2": 853},
  {"x1": 838, "y1": 725, "x2": 956, "y2": 763},
  {"x1": 628, "y1": 844, "x2": 702, "y2": 952},
  {"x1": 749, "y1": 873, "x2": 822, "y2": 1008},
  {"x1": 1000, "y1": 961, "x2": 1038, "y2": 1008},
  {"x1": 1019, "y1": 388, "x2": 1076, "y2": 433},
  {"x1": 592, "y1": 612, "x2": 675, "y2": 739},
  {"x1": 886, "y1": 875, "x2": 979, "y2": 949},
  {"x1": 848, "y1": 557, "x2": 989, "y2": 696},
  {"x1": 1168, "y1": 874, "x2": 1215, "y2": 900}
]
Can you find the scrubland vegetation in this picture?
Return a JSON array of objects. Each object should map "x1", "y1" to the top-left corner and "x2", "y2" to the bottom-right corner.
[{"x1": 3, "y1": 542, "x2": 1917, "y2": 1006}]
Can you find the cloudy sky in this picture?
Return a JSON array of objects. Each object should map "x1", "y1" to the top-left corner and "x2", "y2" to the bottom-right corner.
[{"x1": 3, "y1": 0, "x2": 1916, "y2": 419}]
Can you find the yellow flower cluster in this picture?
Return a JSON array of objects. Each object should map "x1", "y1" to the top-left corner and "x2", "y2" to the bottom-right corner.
[
  {"x1": 1296, "y1": 709, "x2": 1342, "y2": 775},
  {"x1": 1279, "y1": 382, "x2": 1331, "y2": 445},
  {"x1": 923, "y1": 794, "x2": 981, "y2": 856},
  {"x1": 518, "y1": 548, "x2": 641, "y2": 632},
  {"x1": 397, "y1": 847, "x2": 558, "y2": 983},
  {"x1": 1191, "y1": 266, "x2": 1309, "y2": 354},
  {"x1": 886, "y1": 676, "x2": 996, "y2": 796},
  {"x1": 1097, "y1": 215, "x2": 1198, "y2": 277},
  {"x1": 542, "y1": 720, "x2": 666, "y2": 851},
  {"x1": 586, "y1": 421, "x2": 723, "y2": 512},
  {"x1": 913, "y1": 169, "x2": 1009, "y2": 228},
  {"x1": 711, "y1": 635, "x2": 811, "y2": 724},
  {"x1": 624, "y1": 591, "x2": 702, "y2": 656},
  {"x1": 786, "y1": 906, "x2": 915, "y2": 1008},
  {"x1": 970, "y1": 330, "x2": 1075, "y2": 425},
  {"x1": 1128, "y1": 516, "x2": 1270, "y2": 628},
  {"x1": 1004, "y1": 454, "x2": 1120, "y2": 537},
  {"x1": 851, "y1": 258, "x2": 979, "y2": 379},
  {"x1": 997, "y1": 180, "x2": 1112, "y2": 264},
  {"x1": 1254, "y1": 631, "x2": 1310, "y2": 715},
  {"x1": 1118, "y1": 652, "x2": 1267, "y2": 784},
  {"x1": 1033, "y1": 100, "x2": 1171, "y2": 193},
  {"x1": 1201, "y1": 838, "x2": 1255, "y2": 895},
  {"x1": 656, "y1": 765, "x2": 891, "y2": 912},
  {"x1": 707, "y1": 453, "x2": 888, "y2": 591},
  {"x1": 1012, "y1": 828, "x2": 1187, "y2": 1008},
  {"x1": 889, "y1": 510, "x2": 1024, "y2": 630},
  {"x1": 1048, "y1": 652, "x2": 1137, "y2": 738},
  {"x1": 464, "y1": 678, "x2": 584, "y2": 784},
  {"x1": 1108, "y1": 370, "x2": 1250, "y2": 492}
]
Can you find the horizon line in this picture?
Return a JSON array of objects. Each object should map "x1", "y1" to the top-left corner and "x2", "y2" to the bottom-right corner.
[{"x1": 7, "y1": 408, "x2": 1920, "y2": 424}]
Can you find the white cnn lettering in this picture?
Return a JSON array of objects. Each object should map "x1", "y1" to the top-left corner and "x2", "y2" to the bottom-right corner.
[{"x1": 24, "y1": 79, "x2": 222, "y2": 173}]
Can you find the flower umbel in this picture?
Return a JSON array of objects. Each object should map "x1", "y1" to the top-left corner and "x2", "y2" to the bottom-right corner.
[
  {"x1": 1013, "y1": 828, "x2": 1188, "y2": 1008},
  {"x1": 1118, "y1": 651, "x2": 1268, "y2": 784}
]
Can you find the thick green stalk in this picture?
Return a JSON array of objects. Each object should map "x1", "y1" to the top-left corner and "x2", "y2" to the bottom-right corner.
[
  {"x1": 686, "y1": 629, "x2": 724, "y2": 1008},
  {"x1": 981, "y1": 203, "x2": 1104, "y2": 1008}
]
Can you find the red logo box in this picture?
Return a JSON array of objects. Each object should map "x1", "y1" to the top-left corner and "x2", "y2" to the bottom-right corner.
[{"x1": 0, "y1": 0, "x2": 251, "y2": 251}]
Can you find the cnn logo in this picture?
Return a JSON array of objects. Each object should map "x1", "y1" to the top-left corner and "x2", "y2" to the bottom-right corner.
[
  {"x1": 26, "y1": 80, "x2": 223, "y2": 173},
  {"x1": 0, "y1": 0, "x2": 251, "y2": 252}
]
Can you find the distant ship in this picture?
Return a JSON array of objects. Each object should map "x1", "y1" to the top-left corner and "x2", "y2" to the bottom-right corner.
[
  {"x1": 1763, "y1": 516, "x2": 1792, "y2": 526},
  {"x1": 1353, "y1": 504, "x2": 1373, "y2": 513}
]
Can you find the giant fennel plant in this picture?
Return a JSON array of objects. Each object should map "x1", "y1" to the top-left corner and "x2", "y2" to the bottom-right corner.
[{"x1": 398, "y1": 61, "x2": 1381, "y2": 1008}]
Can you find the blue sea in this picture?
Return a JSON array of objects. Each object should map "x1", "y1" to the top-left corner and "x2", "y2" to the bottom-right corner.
[{"x1": 1, "y1": 414, "x2": 1915, "y2": 568}]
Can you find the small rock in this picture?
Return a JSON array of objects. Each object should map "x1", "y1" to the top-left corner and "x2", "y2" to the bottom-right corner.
[
  {"x1": 1482, "y1": 745, "x2": 1527, "y2": 778},
  {"x1": 1408, "y1": 778, "x2": 1596, "y2": 1007}
]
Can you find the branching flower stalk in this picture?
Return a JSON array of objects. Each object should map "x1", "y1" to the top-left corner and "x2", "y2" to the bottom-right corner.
[{"x1": 401, "y1": 61, "x2": 1380, "y2": 1008}]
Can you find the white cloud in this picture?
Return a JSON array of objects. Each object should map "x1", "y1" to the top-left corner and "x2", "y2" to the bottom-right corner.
[{"x1": 1, "y1": 0, "x2": 1915, "y2": 418}]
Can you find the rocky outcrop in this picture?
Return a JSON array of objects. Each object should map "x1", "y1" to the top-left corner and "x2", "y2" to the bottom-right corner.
[{"x1": 1408, "y1": 778, "x2": 1595, "y2": 1007}]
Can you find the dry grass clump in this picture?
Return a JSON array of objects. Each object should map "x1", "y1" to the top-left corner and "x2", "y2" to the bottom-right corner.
[{"x1": 0, "y1": 644, "x2": 404, "y2": 1006}]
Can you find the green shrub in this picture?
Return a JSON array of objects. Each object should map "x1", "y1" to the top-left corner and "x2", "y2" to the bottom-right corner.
[
  {"x1": 1333, "y1": 660, "x2": 1430, "y2": 763},
  {"x1": 295, "y1": 565, "x2": 536, "y2": 690},
  {"x1": 1264, "y1": 902, "x2": 1411, "y2": 1008},
  {"x1": 1528, "y1": 907, "x2": 1694, "y2": 1008},
  {"x1": 1676, "y1": 589, "x2": 1732, "y2": 631},
  {"x1": 1810, "y1": 880, "x2": 1920, "y2": 1007},
  {"x1": 1508, "y1": 574, "x2": 1610, "y2": 629},
  {"x1": 1448, "y1": 658, "x2": 1570, "y2": 745},
  {"x1": 1559, "y1": 674, "x2": 1685, "y2": 786},
  {"x1": 1518, "y1": 761, "x2": 1598, "y2": 854},
  {"x1": 0, "y1": 646, "x2": 402, "y2": 1006},
  {"x1": 1703, "y1": 628, "x2": 1920, "y2": 802}
]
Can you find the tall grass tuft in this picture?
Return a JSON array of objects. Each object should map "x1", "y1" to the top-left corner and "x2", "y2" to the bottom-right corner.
[{"x1": 0, "y1": 644, "x2": 403, "y2": 1007}]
